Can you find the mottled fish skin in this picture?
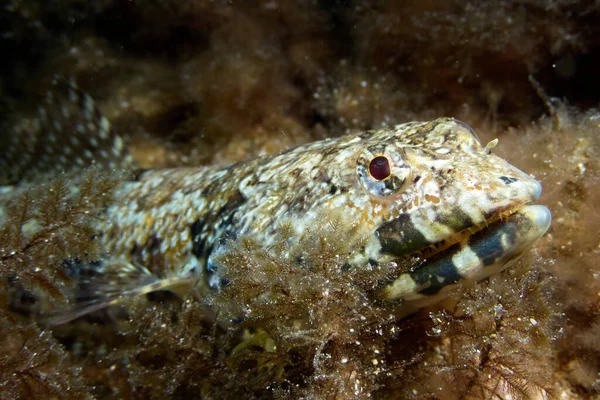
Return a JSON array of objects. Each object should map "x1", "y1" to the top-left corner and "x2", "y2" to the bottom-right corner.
[
  {"x1": 98, "y1": 118, "x2": 549, "y2": 305},
  {"x1": 1, "y1": 80, "x2": 551, "y2": 321}
]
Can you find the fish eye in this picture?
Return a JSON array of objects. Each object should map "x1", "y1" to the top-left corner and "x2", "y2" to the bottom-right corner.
[
  {"x1": 369, "y1": 156, "x2": 391, "y2": 181},
  {"x1": 357, "y1": 146, "x2": 411, "y2": 198}
]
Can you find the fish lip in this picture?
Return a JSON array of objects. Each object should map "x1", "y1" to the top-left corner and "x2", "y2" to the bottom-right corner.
[
  {"x1": 414, "y1": 201, "x2": 545, "y2": 260},
  {"x1": 418, "y1": 203, "x2": 551, "y2": 283},
  {"x1": 378, "y1": 203, "x2": 551, "y2": 302}
]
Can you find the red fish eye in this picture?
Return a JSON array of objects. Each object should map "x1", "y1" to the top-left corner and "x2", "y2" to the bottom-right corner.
[{"x1": 369, "y1": 156, "x2": 391, "y2": 181}]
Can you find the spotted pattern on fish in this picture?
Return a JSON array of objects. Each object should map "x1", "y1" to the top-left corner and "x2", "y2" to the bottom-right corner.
[
  {"x1": 94, "y1": 118, "x2": 549, "y2": 311},
  {"x1": 1, "y1": 81, "x2": 551, "y2": 321}
]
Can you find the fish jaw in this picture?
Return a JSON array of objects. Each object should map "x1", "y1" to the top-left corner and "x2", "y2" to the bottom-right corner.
[{"x1": 377, "y1": 204, "x2": 551, "y2": 305}]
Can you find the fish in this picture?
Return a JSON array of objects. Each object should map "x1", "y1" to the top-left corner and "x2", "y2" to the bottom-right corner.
[{"x1": 1, "y1": 79, "x2": 551, "y2": 323}]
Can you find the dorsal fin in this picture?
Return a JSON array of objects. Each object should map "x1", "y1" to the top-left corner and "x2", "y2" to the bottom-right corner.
[{"x1": 0, "y1": 76, "x2": 137, "y2": 185}]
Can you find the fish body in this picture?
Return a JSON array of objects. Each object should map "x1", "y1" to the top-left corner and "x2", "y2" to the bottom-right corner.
[
  {"x1": 1, "y1": 81, "x2": 551, "y2": 321},
  {"x1": 97, "y1": 118, "x2": 550, "y2": 314}
]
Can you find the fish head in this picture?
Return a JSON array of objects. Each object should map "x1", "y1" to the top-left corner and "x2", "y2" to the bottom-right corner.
[{"x1": 347, "y1": 118, "x2": 550, "y2": 307}]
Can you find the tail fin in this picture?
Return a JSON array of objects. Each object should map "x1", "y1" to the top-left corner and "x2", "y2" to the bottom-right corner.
[
  {"x1": 43, "y1": 258, "x2": 194, "y2": 325},
  {"x1": 1, "y1": 76, "x2": 136, "y2": 185}
]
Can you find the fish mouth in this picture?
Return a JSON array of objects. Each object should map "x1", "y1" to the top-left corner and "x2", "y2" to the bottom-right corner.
[
  {"x1": 415, "y1": 203, "x2": 543, "y2": 260},
  {"x1": 378, "y1": 203, "x2": 551, "y2": 302}
]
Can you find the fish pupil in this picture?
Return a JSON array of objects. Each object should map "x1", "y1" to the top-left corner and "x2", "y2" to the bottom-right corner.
[{"x1": 369, "y1": 156, "x2": 391, "y2": 180}]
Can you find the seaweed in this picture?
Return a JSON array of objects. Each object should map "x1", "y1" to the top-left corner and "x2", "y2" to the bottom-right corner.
[
  {"x1": 88, "y1": 213, "x2": 402, "y2": 398},
  {"x1": 0, "y1": 313, "x2": 89, "y2": 400},
  {"x1": 0, "y1": 169, "x2": 120, "y2": 303},
  {"x1": 429, "y1": 267, "x2": 559, "y2": 399},
  {"x1": 207, "y1": 213, "x2": 399, "y2": 398},
  {"x1": 0, "y1": 168, "x2": 121, "y2": 399}
]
